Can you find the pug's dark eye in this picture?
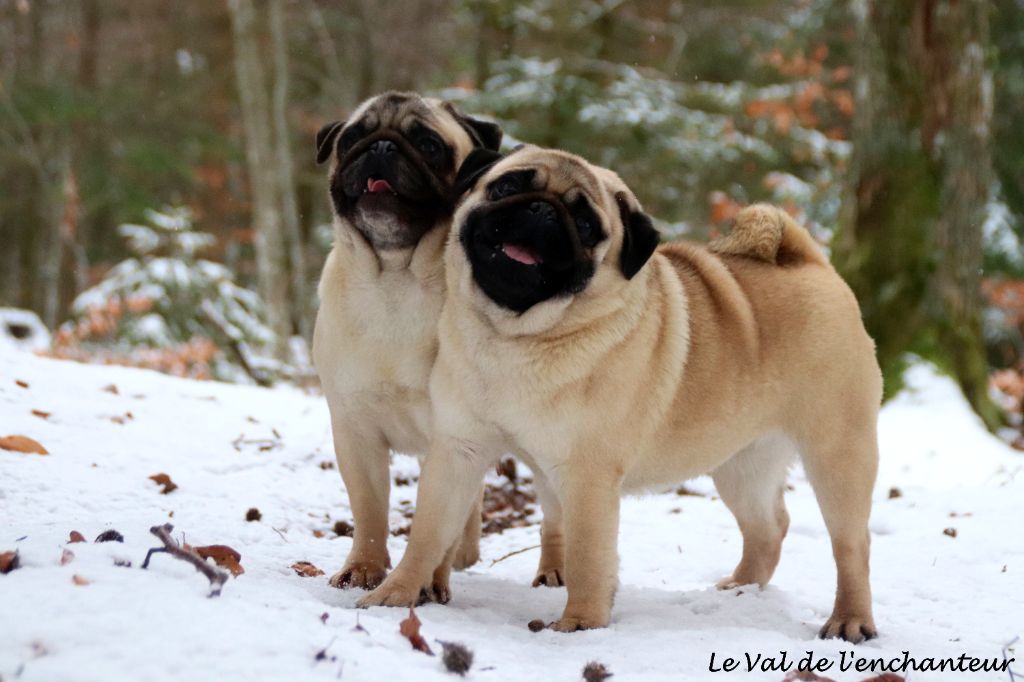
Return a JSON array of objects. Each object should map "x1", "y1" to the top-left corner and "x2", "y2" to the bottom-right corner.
[
  {"x1": 489, "y1": 176, "x2": 521, "y2": 200},
  {"x1": 417, "y1": 135, "x2": 442, "y2": 157}
]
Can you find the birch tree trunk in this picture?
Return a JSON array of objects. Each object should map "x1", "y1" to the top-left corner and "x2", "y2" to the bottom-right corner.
[
  {"x1": 835, "y1": 0, "x2": 1000, "y2": 429},
  {"x1": 228, "y1": 0, "x2": 291, "y2": 361},
  {"x1": 269, "y1": 0, "x2": 310, "y2": 342}
]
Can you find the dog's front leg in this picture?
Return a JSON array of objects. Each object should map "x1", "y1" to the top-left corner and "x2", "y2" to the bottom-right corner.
[
  {"x1": 328, "y1": 417, "x2": 391, "y2": 590},
  {"x1": 358, "y1": 436, "x2": 494, "y2": 608},
  {"x1": 548, "y1": 466, "x2": 622, "y2": 631}
]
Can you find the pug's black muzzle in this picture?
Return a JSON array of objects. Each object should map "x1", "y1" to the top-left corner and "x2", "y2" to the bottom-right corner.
[
  {"x1": 334, "y1": 130, "x2": 453, "y2": 207},
  {"x1": 330, "y1": 130, "x2": 455, "y2": 249},
  {"x1": 460, "y1": 192, "x2": 595, "y2": 313}
]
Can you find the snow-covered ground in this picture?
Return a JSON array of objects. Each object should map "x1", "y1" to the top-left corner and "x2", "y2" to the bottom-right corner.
[{"x1": 1, "y1": 351, "x2": 1021, "y2": 681}]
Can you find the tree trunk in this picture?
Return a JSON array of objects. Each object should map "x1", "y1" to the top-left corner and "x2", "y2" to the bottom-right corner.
[
  {"x1": 228, "y1": 0, "x2": 291, "y2": 362},
  {"x1": 269, "y1": 0, "x2": 310, "y2": 342},
  {"x1": 835, "y1": 0, "x2": 1001, "y2": 429}
]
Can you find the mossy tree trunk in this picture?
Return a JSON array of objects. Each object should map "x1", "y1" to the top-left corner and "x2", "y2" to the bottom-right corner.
[{"x1": 835, "y1": 0, "x2": 1002, "y2": 430}]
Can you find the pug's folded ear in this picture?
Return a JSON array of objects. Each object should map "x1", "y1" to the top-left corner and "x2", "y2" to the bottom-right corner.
[
  {"x1": 444, "y1": 103, "x2": 503, "y2": 151},
  {"x1": 615, "y1": 192, "x2": 660, "y2": 280},
  {"x1": 455, "y1": 148, "x2": 504, "y2": 196},
  {"x1": 315, "y1": 120, "x2": 345, "y2": 165}
]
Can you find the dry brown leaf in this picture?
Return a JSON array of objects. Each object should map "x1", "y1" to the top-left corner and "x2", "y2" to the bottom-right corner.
[
  {"x1": 194, "y1": 545, "x2": 244, "y2": 576},
  {"x1": 60, "y1": 549, "x2": 75, "y2": 565},
  {"x1": 0, "y1": 435, "x2": 49, "y2": 455},
  {"x1": 102, "y1": 383, "x2": 119, "y2": 395},
  {"x1": 15, "y1": 379, "x2": 28, "y2": 388},
  {"x1": 291, "y1": 561, "x2": 325, "y2": 577},
  {"x1": 148, "y1": 473, "x2": 178, "y2": 494},
  {"x1": 0, "y1": 551, "x2": 19, "y2": 574},
  {"x1": 943, "y1": 527, "x2": 958, "y2": 538},
  {"x1": 31, "y1": 409, "x2": 51, "y2": 419},
  {"x1": 245, "y1": 507, "x2": 262, "y2": 522},
  {"x1": 312, "y1": 530, "x2": 325, "y2": 538},
  {"x1": 399, "y1": 607, "x2": 434, "y2": 655},
  {"x1": 68, "y1": 531, "x2": 86, "y2": 544},
  {"x1": 71, "y1": 574, "x2": 91, "y2": 586}
]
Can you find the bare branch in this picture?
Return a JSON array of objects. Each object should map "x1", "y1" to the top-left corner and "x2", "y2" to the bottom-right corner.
[{"x1": 141, "y1": 523, "x2": 228, "y2": 597}]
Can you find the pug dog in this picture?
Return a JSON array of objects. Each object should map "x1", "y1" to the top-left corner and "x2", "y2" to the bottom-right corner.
[
  {"x1": 312, "y1": 92, "x2": 502, "y2": 593},
  {"x1": 358, "y1": 146, "x2": 882, "y2": 643}
]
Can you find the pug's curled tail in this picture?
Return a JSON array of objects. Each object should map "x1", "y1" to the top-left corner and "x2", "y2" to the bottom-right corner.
[{"x1": 709, "y1": 204, "x2": 829, "y2": 268}]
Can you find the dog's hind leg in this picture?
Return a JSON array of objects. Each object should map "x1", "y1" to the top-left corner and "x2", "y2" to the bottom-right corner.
[
  {"x1": 797, "y1": 415, "x2": 879, "y2": 643},
  {"x1": 532, "y1": 471, "x2": 566, "y2": 587},
  {"x1": 452, "y1": 489, "x2": 483, "y2": 569},
  {"x1": 711, "y1": 433, "x2": 795, "y2": 589}
]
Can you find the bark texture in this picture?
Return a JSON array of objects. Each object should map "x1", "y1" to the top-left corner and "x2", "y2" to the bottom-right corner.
[
  {"x1": 835, "y1": 0, "x2": 1001, "y2": 429},
  {"x1": 228, "y1": 0, "x2": 292, "y2": 360}
]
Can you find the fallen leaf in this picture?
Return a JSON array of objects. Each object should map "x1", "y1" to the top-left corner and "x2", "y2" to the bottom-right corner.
[
  {"x1": 582, "y1": 662, "x2": 613, "y2": 682},
  {"x1": 0, "y1": 551, "x2": 20, "y2": 574},
  {"x1": 102, "y1": 383, "x2": 119, "y2": 395},
  {"x1": 318, "y1": 460, "x2": 335, "y2": 470},
  {"x1": 888, "y1": 487, "x2": 902, "y2": 499},
  {"x1": 399, "y1": 608, "x2": 434, "y2": 655},
  {"x1": 0, "y1": 435, "x2": 49, "y2": 455},
  {"x1": 312, "y1": 530, "x2": 325, "y2": 538},
  {"x1": 245, "y1": 507, "x2": 262, "y2": 522},
  {"x1": 148, "y1": 473, "x2": 178, "y2": 494},
  {"x1": 95, "y1": 530, "x2": 124, "y2": 543},
  {"x1": 943, "y1": 527, "x2": 958, "y2": 538},
  {"x1": 71, "y1": 574, "x2": 91, "y2": 586},
  {"x1": 194, "y1": 545, "x2": 244, "y2": 576},
  {"x1": 60, "y1": 549, "x2": 75, "y2": 565},
  {"x1": 31, "y1": 409, "x2": 51, "y2": 419},
  {"x1": 67, "y1": 531, "x2": 86, "y2": 543},
  {"x1": 527, "y1": 619, "x2": 545, "y2": 632},
  {"x1": 15, "y1": 380, "x2": 28, "y2": 388},
  {"x1": 291, "y1": 561, "x2": 324, "y2": 577},
  {"x1": 333, "y1": 520, "x2": 353, "y2": 537}
]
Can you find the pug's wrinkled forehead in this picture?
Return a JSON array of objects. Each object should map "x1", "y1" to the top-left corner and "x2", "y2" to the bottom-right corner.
[
  {"x1": 350, "y1": 93, "x2": 447, "y2": 134},
  {"x1": 484, "y1": 146, "x2": 632, "y2": 213}
]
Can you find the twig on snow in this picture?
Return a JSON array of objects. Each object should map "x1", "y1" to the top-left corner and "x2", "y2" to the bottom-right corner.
[
  {"x1": 488, "y1": 544, "x2": 540, "y2": 567},
  {"x1": 141, "y1": 523, "x2": 228, "y2": 597}
]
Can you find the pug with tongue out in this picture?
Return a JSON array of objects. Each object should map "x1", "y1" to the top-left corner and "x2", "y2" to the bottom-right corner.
[{"x1": 311, "y1": 92, "x2": 502, "y2": 595}]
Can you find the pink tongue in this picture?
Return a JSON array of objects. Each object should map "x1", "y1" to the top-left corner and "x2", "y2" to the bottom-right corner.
[
  {"x1": 367, "y1": 178, "x2": 394, "y2": 193},
  {"x1": 501, "y1": 243, "x2": 542, "y2": 265}
]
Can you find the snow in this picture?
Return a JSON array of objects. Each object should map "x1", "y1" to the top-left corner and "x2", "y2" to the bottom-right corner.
[
  {"x1": 1, "y1": 351, "x2": 1021, "y2": 681},
  {"x1": 0, "y1": 310, "x2": 50, "y2": 354}
]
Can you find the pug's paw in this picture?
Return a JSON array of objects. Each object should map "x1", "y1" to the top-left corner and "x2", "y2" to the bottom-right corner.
[
  {"x1": 548, "y1": 610, "x2": 609, "y2": 632},
  {"x1": 328, "y1": 560, "x2": 388, "y2": 590},
  {"x1": 532, "y1": 568, "x2": 565, "y2": 588},
  {"x1": 818, "y1": 615, "x2": 878, "y2": 643},
  {"x1": 357, "y1": 575, "x2": 422, "y2": 608}
]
